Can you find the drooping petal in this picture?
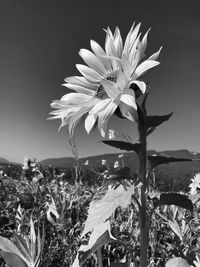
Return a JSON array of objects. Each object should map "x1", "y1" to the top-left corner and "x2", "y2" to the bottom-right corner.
[
  {"x1": 131, "y1": 80, "x2": 146, "y2": 94},
  {"x1": 120, "y1": 89, "x2": 137, "y2": 109},
  {"x1": 98, "y1": 100, "x2": 118, "y2": 137},
  {"x1": 119, "y1": 102, "x2": 138, "y2": 122},
  {"x1": 101, "y1": 79, "x2": 120, "y2": 99},
  {"x1": 79, "y1": 49, "x2": 108, "y2": 76},
  {"x1": 68, "y1": 107, "x2": 91, "y2": 137},
  {"x1": 134, "y1": 60, "x2": 160, "y2": 78},
  {"x1": 148, "y1": 47, "x2": 163, "y2": 61},
  {"x1": 76, "y1": 64, "x2": 103, "y2": 83},
  {"x1": 89, "y1": 98, "x2": 111, "y2": 115},
  {"x1": 85, "y1": 114, "x2": 97, "y2": 134}
]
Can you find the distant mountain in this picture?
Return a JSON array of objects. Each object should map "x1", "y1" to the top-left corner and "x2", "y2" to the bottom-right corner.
[
  {"x1": 39, "y1": 149, "x2": 200, "y2": 170},
  {"x1": 38, "y1": 149, "x2": 200, "y2": 192},
  {"x1": 39, "y1": 157, "x2": 75, "y2": 169},
  {"x1": 0, "y1": 157, "x2": 9, "y2": 164}
]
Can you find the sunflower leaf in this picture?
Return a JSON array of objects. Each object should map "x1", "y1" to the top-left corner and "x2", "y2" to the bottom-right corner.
[
  {"x1": 157, "y1": 193, "x2": 193, "y2": 211},
  {"x1": 148, "y1": 155, "x2": 192, "y2": 169},
  {"x1": 102, "y1": 140, "x2": 142, "y2": 154},
  {"x1": 146, "y1": 112, "x2": 173, "y2": 129}
]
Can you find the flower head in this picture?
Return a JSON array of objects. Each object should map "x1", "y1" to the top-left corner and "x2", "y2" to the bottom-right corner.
[{"x1": 50, "y1": 22, "x2": 161, "y2": 137}]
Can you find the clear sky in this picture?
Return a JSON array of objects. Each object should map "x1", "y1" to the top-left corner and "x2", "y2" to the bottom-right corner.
[{"x1": 0, "y1": 0, "x2": 200, "y2": 163}]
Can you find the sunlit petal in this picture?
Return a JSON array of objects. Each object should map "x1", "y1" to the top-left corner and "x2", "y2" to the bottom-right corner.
[
  {"x1": 134, "y1": 60, "x2": 160, "y2": 78},
  {"x1": 119, "y1": 102, "x2": 138, "y2": 122},
  {"x1": 113, "y1": 27, "x2": 123, "y2": 57},
  {"x1": 63, "y1": 83, "x2": 95, "y2": 95},
  {"x1": 60, "y1": 93, "x2": 93, "y2": 105},
  {"x1": 85, "y1": 114, "x2": 97, "y2": 134},
  {"x1": 76, "y1": 64, "x2": 103, "y2": 83},
  {"x1": 131, "y1": 80, "x2": 146, "y2": 94},
  {"x1": 101, "y1": 79, "x2": 120, "y2": 99},
  {"x1": 89, "y1": 98, "x2": 111, "y2": 115},
  {"x1": 79, "y1": 49, "x2": 107, "y2": 75},
  {"x1": 64, "y1": 76, "x2": 98, "y2": 88},
  {"x1": 148, "y1": 47, "x2": 163, "y2": 61},
  {"x1": 120, "y1": 89, "x2": 137, "y2": 110},
  {"x1": 98, "y1": 100, "x2": 118, "y2": 137},
  {"x1": 90, "y1": 40, "x2": 112, "y2": 71}
]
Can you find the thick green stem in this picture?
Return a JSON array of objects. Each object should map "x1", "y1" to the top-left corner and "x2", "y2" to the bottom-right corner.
[{"x1": 138, "y1": 110, "x2": 149, "y2": 267}]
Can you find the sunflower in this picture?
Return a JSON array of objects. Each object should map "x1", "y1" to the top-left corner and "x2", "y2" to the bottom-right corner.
[{"x1": 49, "y1": 22, "x2": 161, "y2": 137}]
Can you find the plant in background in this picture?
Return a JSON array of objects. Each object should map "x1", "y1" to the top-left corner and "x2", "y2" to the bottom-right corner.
[{"x1": 0, "y1": 217, "x2": 44, "y2": 267}]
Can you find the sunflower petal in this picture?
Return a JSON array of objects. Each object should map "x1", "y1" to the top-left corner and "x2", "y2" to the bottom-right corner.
[
  {"x1": 105, "y1": 27, "x2": 118, "y2": 57},
  {"x1": 90, "y1": 40, "x2": 112, "y2": 71},
  {"x1": 76, "y1": 64, "x2": 102, "y2": 83},
  {"x1": 64, "y1": 76, "x2": 98, "y2": 88},
  {"x1": 98, "y1": 100, "x2": 118, "y2": 137},
  {"x1": 101, "y1": 79, "x2": 120, "y2": 99},
  {"x1": 113, "y1": 27, "x2": 123, "y2": 57},
  {"x1": 134, "y1": 60, "x2": 160, "y2": 78},
  {"x1": 68, "y1": 107, "x2": 90, "y2": 137},
  {"x1": 140, "y1": 28, "x2": 151, "y2": 59},
  {"x1": 89, "y1": 99, "x2": 111, "y2": 115},
  {"x1": 119, "y1": 102, "x2": 138, "y2": 122},
  {"x1": 60, "y1": 93, "x2": 94, "y2": 105},
  {"x1": 79, "y1": 49, "x2": 107, "y2": 75},
  {"x1": 131, "y1": 80, "x2": 146, "y2": 94},
  {"x1": 120, "y1": 89, "x2": 137, "y2": 109},
  {"x1": 85, "y1": 114, "x2": 96, "y2": 134},
  {"x1": 148, "y1": 47, "x2": 163, "y2": 61},
  {"x1": 63, "y1": 83, "x2": 95, "y2": 95}
]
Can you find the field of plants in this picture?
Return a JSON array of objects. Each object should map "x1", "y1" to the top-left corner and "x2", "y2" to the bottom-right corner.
[{"x1": 0, "y1": 153, "x2": 200, "y2": 267}]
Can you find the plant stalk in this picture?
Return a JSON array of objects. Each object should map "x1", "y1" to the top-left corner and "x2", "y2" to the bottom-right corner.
[{"x1": 138, "y1": 108, "x2": 148, "y2": 267}]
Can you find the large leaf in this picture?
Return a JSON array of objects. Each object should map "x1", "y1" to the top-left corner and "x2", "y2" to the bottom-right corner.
[
  {"x1": 72, "y1": 221, "x2": 116, "y2": 267},
  {"x1": 165, "y1": 257, "x2": 190, "y2": 267},
  {"x1": 158, "y1": 193, "x2": 193, "y2": 211},
  {"x1": 0, "y1": 236, "x2": 30, "y2": 266},
  {"x1": 102, "y1": 140, "x2": 142, "y2": 154},
  {"x1": 146, "y1": 112, "x2": 173, "y2": 129},
  {"x1": 148, "y1": 155, "x2": 192, "y2": 169},
  {"x1": 81, "y1": 184, "x2": 136, "y2": 237},
  {"x1": 0, "y1": 250, "x2": 27, "y2": 267}
]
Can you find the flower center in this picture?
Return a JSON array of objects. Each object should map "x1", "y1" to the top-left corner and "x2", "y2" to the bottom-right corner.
[{"x1": 95, "y1": 73, "x2": 118, "y2": 99}]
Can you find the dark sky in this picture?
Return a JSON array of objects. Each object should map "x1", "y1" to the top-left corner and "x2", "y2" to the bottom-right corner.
[{"x1": 0, "y1": 0, "x2": 200, "y2": 163}]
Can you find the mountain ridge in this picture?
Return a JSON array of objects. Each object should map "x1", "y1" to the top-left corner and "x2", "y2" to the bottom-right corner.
[
  {"x1": 1, "y1": 149, "x2": 200, "y2": 168},
  {"x1": 38, "y1": 149, "x2": 200, "y2": 168}
]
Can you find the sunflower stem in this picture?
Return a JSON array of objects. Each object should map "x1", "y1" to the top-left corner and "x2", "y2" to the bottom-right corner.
[{"x1": 137, "y1": 106, "x2": 149, "y2": 267}]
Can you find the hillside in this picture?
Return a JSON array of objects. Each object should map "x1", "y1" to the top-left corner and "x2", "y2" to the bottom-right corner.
[
  {"x1": 38, "y1": 149, "x2": 200, "y2": 169},
  {"x1": 0, "y1": 157, "x2": 9, "y2": 164}
]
